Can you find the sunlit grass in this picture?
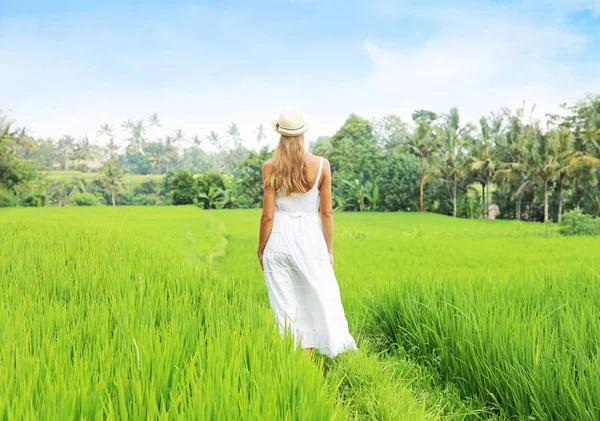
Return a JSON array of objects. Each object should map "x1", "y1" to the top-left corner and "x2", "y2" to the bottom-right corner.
[
  {"x1": 0, "y1": 207, "x2": 344, "y2": 419},
  {"x1": 3, "y1": 207, "x2": 599, "y2": 419},
  {"x1": 211, "y1": 209, "x2": 600, "y2": 420}
]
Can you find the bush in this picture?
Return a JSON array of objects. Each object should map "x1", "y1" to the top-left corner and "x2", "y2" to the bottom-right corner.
[
  {"x1": 197, "y1": 171, "x2": 225, "y2": 193},
  {"x1": 70, "y1": 193, "x2": 100, "y2": 207},
  {"x1": 378, "y1": 154, "x2": 419, "y2": 212},
  {"x1": 22, "y1": 193, "x2": 47, "y2": 207},
  {"x1": 559, "y1": 208, "x2": 600, "y2": 236},
  {"x1": 197, "y1": 171, "x2": 225, "y2": 208},
  {"x1": 162, "y1": 169, "x2": 182, "y2": 195},
  {"x1": 171, "y1": 171, "x2": 198, "y2": 205},
  {"x1": 0, "y1": 187, "x2": 18, "y2": 207},
  {"x1": 134, "y1": 180, "x2": 159, "y2": 196}
]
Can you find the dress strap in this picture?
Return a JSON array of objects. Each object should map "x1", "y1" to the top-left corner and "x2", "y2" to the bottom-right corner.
[{"x1": 313, "y1": 157, "x2": 324, "y2": 189}]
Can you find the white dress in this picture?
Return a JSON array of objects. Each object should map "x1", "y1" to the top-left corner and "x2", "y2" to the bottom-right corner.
[{"x1": 263, "y1": 157, "x2": 358, "y2": 357}]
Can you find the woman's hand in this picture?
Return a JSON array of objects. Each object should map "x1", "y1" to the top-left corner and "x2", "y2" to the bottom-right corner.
[
  {"x1": 257, "y1": 249, "x2": 264, "y2": 271},
  {"x1": 328, "y1": 252, "x2": 334, "y2": 266}
]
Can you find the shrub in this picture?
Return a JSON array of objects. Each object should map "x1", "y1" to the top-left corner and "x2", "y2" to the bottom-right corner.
[
  {"x1": 70, "y1": 193, "x2": 100, "y2": 207},
  {"x1": 0, "y1": 187, "x2": 18, "y2": 207},
  {"x1": 197, "y1": 171, "x2": 225, "y2": 193},
  {"x1": 378, "y1": 154, "x2": 419, "y2": 212},
  {"x1": 559, "y1": 208, "x2": 600, "y2": 236},
  {"x1": 134, "y1": 180, "x2": 158, "y2": 196},
  {"x1": 172, "y1": 171, "x2": 198, "y2": 205},
  {"x1": 162, "y1": 169, "x2": 182, "y2": 195},
  {"x1": 22, "y1": 193, "x2": 47, "y2": 207},
  {"x1": 197, "y1": 172, "x2": 225, "y2": 208}
]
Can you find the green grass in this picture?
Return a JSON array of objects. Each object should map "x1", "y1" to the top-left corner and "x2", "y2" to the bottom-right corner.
[
  {"x1": 1, "y1": 207, "x2": 599, "y2": 419},
  {"x1": 0, "y1": 207, "x2": 344, "y2": 419},
  {"x1": 43, "y1": 170, "x2": 164, "y2": 187},
  {"x1": 210, "y1": 210, "x2": 600, "y2": 420}
]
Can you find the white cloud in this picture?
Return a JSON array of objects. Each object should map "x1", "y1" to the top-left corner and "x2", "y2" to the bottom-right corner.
[{"x1": 362, "y1": 17, "x2": 599, "y2": 125}]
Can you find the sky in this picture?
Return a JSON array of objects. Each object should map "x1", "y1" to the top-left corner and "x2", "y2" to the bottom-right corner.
[{"x1": 1, "y1": 0, "x2": 599, "y2": 150}]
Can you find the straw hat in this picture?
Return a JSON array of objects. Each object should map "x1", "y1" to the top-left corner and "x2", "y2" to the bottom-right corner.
[{"x1": 271, "y1": 106, "x2": 309, "y2": 136}]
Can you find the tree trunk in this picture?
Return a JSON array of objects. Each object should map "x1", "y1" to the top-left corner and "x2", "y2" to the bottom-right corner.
[
  {"x1": 111, "y1": 191, "x2": 115, "y2": 207},
  {"x1": 419, "y1": 154, "x2": 424, "y2": 212},
  {"x1": 557, "y1": 184, "x2": 564, "y2": 224},
  {"x1": 543, "y1": 177, "x2": 549, "y2": 222},
  {"x1": 481, "y1": 182, "x2": 486, "y2": 217},
  {"x1": 528, "y1": 199, "x2": 534, "y2": 221},
  {"x1": 595, "y1": 204, "x2": 599, "y2": 220},
  {"x1": 516, "y1": 197, "x2": 521, "y2": 221},
  {"x1": 486, "y1": 183, "x2": 490, "y2": 217},
  {"x1": 452, "y1": 176, "x2": 457, "y2": 218}
]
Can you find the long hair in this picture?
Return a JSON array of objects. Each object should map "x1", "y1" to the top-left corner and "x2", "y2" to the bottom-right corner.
[{"x1": 264, "y1": 134, "x2": 309, "y2": 196}]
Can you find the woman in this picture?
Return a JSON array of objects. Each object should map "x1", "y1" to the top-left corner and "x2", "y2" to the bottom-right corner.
[{"x1": 257, "y1": 106, "x2": 358, "y2": 358}]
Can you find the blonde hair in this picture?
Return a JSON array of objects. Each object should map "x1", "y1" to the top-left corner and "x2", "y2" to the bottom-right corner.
[{"x1": 264, "y1": 134, "x2": 310, "y2": 196}]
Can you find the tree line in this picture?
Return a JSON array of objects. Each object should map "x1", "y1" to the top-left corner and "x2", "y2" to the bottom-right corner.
[
  {"x1": 1, "y1": 95, "x2": 599, "y2": 222},
  {"x1": 314, "y1": 96, "x2": 600, "y2": 222}
]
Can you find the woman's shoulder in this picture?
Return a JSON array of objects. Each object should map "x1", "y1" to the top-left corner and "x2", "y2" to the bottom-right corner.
[
  {"x1": 306, "y1": 153, "x2": 329, "y2": 164},
  {"x1": 262, "y1": 159, "x2": 274, "y2": 179},
  {"x1": 308, "y1": 154, "x2": 330, "y2": 171}
]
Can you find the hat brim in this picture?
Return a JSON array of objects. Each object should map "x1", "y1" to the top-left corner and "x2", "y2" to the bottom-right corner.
[{"x1": 271, "y1": 120, "x2": 309, "y2": 136}]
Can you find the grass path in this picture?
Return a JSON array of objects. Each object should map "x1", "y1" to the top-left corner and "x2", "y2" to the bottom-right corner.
[{"x1": 209, "y1": 209, "x2": 490, "y2": 420}]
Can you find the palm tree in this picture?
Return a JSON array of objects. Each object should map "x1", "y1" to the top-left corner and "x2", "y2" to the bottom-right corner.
[
  {"x1": 97, "y1": 123, "x2": 114, "y2": 139},
  {"x1": 470, "y1": 115, "x2": 504, "y2": 216},
  {"x1": 163, "y1": 136, "x2": 179, "y2": 172},
  {"x1": 191, "y1": 134, "x2": 202, "y2": 147},
  {"x1": 496, "y1": 104, "x2": 534, "y2": 220},
  {"x1": 254, "y1": 124, "x2": 266, "y2": 147},
  {"x1": 0, "y1": 115, "x2": 27, "y2": 191},
  {"x1": 105, "y1": 138, "x2": 120, "y2": 160},
  {"x1": 57, "y1": 135, "x2": 76, "y2": 170},
  {"x1": 172, "y1": 129, "x2": 185, "y2": 145},
  {"x1": 122, "y1": 119, "x2": 146, "y2": 154},
  {"x1": 145, "y1": 141, "x2": 166, "y2": 174},
  {"x1": 405, "y1": 119, "x2": 438, "y2": 212},
  {"x1": 436, "y1": 107, "x2": 472, "y2": 217},
  {"x1": 147, "y1": 112, "x2": 161, "y2": 128},
  {"x1": 578, "y1": 95, "x2": 600, "y2": 155},
  {"x1": 552, "y1": 128, "x2": 576, "y2": 223},
  {"x1": 207, "y1": 131, "x2": 224, "y2": 169},
  {"x1": 551, "y1": 128, "x2": 600, "y2": 222},
  {"x1": 13, "y1": 127, "x2": 34, "y2": 152},
  {"x1": 207, "y1": 131, "x2": 221, "y2": 149},
  {"x1": 74, "y1": 136, "x2": 101, "y2": 171},
  {"x1": 525, "y1": 123, "x2": 556, "y2": 222},
  {"x1": 97, "y1": 123, "x2": 119, "y2": 160},
  {"x1": 227, "y1": 122, "x2": 242, "y2": 149},
  {"x1": 102, "y1": 159, "x2": 124, "y2": 206}
]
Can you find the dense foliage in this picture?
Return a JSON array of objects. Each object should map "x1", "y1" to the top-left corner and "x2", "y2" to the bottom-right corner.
[
  {"x1": 2, "y1": 95, "x2": 599, "y2": 222},
  {"x1": 558, "y1": 208, "x2": 600, "y2": 236}
]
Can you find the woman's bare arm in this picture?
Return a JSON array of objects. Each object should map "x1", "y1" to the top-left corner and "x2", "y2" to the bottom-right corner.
[
  {"x1": 257, "y1": 161, "x2": 276, "y2": 269},
  {"x1": 318, "y1": 159, "x2": 335, "y2": 265}
]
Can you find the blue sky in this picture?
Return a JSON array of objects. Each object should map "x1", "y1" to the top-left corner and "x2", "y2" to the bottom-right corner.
[{"x1": 1, "y1": 0, "x2": 599, "y2": 149}]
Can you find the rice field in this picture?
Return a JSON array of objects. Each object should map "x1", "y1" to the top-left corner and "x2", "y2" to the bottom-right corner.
[
  {"x1": 43, "y1": 170, "x2": 164, "y2": 187},
  {"x1": 1, "y1": 207, "x2": 599, "y2": 420}
]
